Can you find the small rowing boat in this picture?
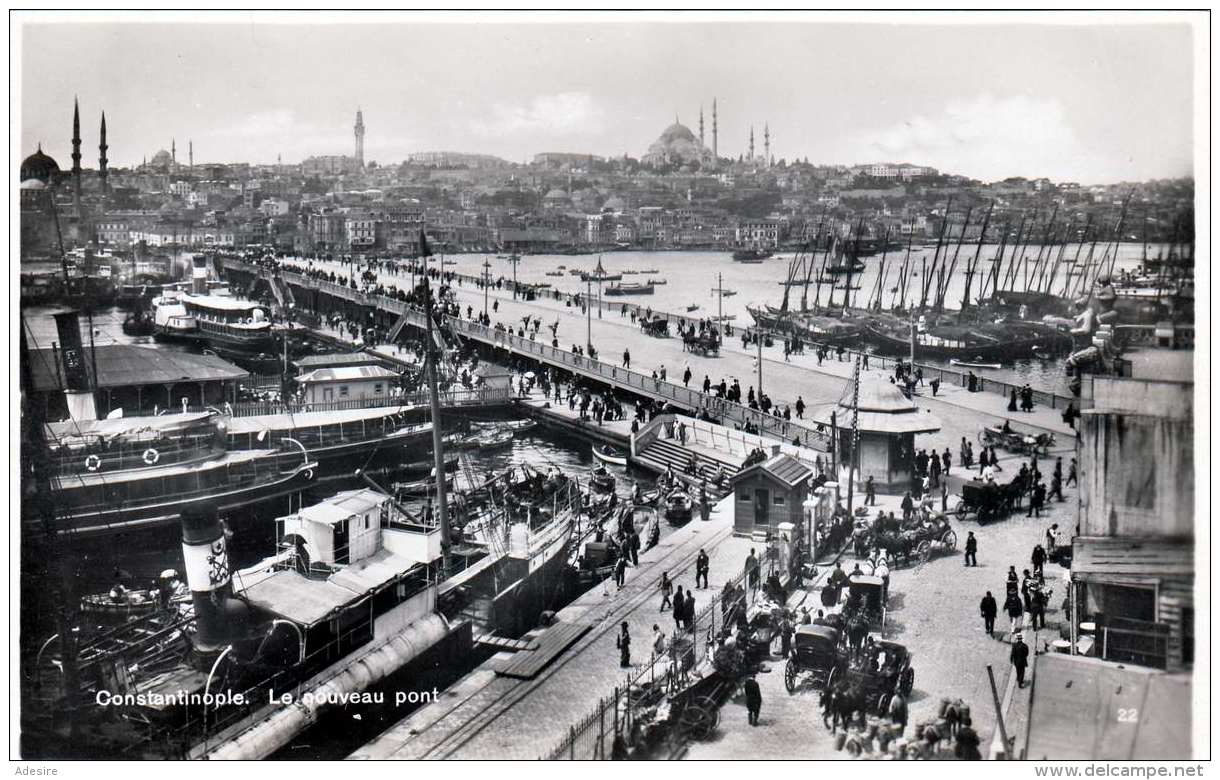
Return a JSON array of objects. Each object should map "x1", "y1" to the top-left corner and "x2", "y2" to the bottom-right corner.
[
  {"x1": 949, "y1": 358, "x2": 1002, "y2": 370},
  {"x1": 686, "y1": 303, "x2": 700, "y2": 312},
  {"x1": 593, "y1": 444, "x2": 629, "y2": 467}
]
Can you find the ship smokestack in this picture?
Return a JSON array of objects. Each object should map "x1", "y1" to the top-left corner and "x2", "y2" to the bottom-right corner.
[
  {"x1": 52, "y1": 310, "x2": 97, "y2": 422},
  {"x1": 180, "y1": 503, "x2": 247, "y2": 654},
  {"x1": 191, "y1": 260, "x2": 209, "y2": 295}
]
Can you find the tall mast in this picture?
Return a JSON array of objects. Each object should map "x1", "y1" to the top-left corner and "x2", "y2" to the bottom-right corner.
[
  {"x1": 960, "y1": 201, "x2": 993, "y2": 311},
  {"x1": 419, "y1": 232, "x2": 450, "y2": 572},
  {"x1": 1000, "y1": 212, "x2": 1029, "y2": 293},
  {"x1": 938, "y1": 205, "x2": 973, "y2": 311},
  {"x1": 921, "y1": 198, "x2": 952, "y2": 310},
  {"x1": 1030, "y1": 204, "x2": 1061, "y2": 293},
  {"x1": 1060, "y1": 216, "x2": 1093, "y2": 299}
]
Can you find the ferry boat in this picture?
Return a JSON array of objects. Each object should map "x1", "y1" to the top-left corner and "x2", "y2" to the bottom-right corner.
[
  {"x1": 37, "y1": 411, "x2": 317, "y2": 537},
  {"x1": 28, "y1": 470, "x2": 581, "y2": 759},
  {"x1": 732, "y1": 248, "x2": 772, "y2": 263},
  {"x1": 152, "y1": 290, "x2": 279, "y2": 355},
  {"x1": 604, "y1": 282, "x2": 654, "y2": 296}
]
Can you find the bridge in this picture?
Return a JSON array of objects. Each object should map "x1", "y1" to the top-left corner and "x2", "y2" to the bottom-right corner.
[{"x1": 220, "y1": 258, "x2": 831, "y2": 450}]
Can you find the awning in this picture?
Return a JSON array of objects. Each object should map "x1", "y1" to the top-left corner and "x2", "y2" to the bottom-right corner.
[
  {"x1": 1024, "y1": 653, "x2": 1191, "y2": 759},
  {"x1": 1072, "y1": 537, "x2": 1194, "y2": 580},
  {"x1": 239, "y1": 569, "x2": 365, "y2": 626}
]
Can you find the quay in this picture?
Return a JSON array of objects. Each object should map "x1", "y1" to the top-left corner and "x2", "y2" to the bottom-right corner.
[{"x1": 351, "y1": 492, "x2": 759, "y2": 760}]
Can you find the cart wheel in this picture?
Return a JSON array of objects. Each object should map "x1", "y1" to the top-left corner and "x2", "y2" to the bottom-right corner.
[
  {"x1": 901, "y1": 667, "x2": 915, "y2": 697},
  {"x1": 877, "y1": 692, "x2": 892, "y2": 717},
  {"x1": 943, "y1": 530, "x2": 958, "y2": 549},
  {"x1": 917, "y1": 540, "x2": 932, "y2": 563},
  {"x1": 825, "y1": 663, "x2": 838, "y2": 691},
  {"x1": 784, "y1": 659, "x2": 797, "y2": 694},
  {"x1": 976, "y1": 430, "x2": 988, "y2": 445},
  {"x1": 679, "y1": 695, "x2": 720, "y2": 741},
  {"x1": 845, "y1": 738, "x2": 864, "y2": 757}
]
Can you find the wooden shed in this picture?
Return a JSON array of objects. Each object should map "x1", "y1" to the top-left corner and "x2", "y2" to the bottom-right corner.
[{"x1": 729, "y1": 451, "x2": 814, "y2": 537}]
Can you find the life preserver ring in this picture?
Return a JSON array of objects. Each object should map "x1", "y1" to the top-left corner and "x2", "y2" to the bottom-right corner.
[
  {"x1": 84, "y1": 454, "x2": 102, "y2": 472},
  {"x1": 143, "y1": 448, "x2": 160, "y2": 465}
]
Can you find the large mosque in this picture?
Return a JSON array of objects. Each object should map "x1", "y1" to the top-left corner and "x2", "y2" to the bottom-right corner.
[{"x1": 640, "y1": 99, "x2": 773, "y2": 170}]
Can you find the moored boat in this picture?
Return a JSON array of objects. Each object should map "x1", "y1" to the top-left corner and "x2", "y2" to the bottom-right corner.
[
  {"x1": 604, "y1": 282, "x2": 654, "y2": 296},
  {"x1": 592, "y1": 444, "x2": 629, "y2": 466}
]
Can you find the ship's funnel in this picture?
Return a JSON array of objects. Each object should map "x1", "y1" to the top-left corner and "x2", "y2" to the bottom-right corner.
[
  {"x1": 180, "y1": 503, "x2": 247, "y2": 653},
  {"x1": 52, "y1": 310, "x2": 97, "y2": 422},
  {"x1": 191, "y1": 262, "x2": 208, "y2": 295}
]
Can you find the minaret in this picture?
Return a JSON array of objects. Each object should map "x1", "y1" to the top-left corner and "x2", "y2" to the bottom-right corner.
[
  {"x1": 764, "y1": 123, "x2": 771, "y2": 168},
  {"x1": 189, "y1": 139, "x2": 194, "y2": 173},
  {"x1": 172, "y1": 137, "x2": 177, "y2": 169},
  {"x1": 699, "y1": 105, "x2": 705, "y2": 147},
  {"x1": 748, "y1": 126, "x2": 755, "y2": 164},
  {"x1": 354, "y1": 109, "x2": 365, "y2": 168},
  {"x1": 98, "y1": 111, "x2": 109, "y2": 199},
  {"x1": 712, "y1": 98, "x2": 718, "y2": 169},
  {"x1": 71, "y1": 98, "x2": 82, "y2": 215}
]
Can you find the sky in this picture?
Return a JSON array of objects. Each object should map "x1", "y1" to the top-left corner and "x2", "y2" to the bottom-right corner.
[{"x1": 16, "y1": 16, "x2": 1199, "y2": 184}]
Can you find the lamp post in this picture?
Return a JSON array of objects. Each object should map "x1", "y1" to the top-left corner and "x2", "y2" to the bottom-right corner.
[
  {"x1": 482, "y1": 258, "x2": 491, "y2": 320},
  {"x1": 586, "y1": 279, "x2": 593, "y2": 355}
]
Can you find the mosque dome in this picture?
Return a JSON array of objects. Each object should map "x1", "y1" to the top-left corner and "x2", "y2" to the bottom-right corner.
[
  {"x1": 642, "y1": 119, "x2": 708, "y2": 168},
  {"x1": 20, "y1": 146, "x2": 60, "y2": 183},
  {"x1": 658, "y1": 122, "x2": 697, "y2": 145},
  {"x1": 150, "y1": 149, "x2": 173, "y2": 169}
]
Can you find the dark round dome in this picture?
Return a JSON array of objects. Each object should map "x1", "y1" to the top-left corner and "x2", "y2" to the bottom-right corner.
[{"x1": 21, "y1": 146, "x2": 60, "y2": 183}]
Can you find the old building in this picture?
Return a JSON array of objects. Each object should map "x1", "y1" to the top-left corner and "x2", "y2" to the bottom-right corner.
[
  {"x1": 1069, "y1": 376, "x2": 1194, "y2": 672},
  {"x1": 729, "y1": 451, "x2": 814, "y2": 537}
]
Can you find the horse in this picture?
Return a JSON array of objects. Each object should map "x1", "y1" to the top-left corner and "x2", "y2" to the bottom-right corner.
[{"x1": 821, "y1": 681, "x2": 867, "y2": 734}]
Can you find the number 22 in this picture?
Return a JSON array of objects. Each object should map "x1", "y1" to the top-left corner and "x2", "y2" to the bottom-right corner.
[{"x1": 1117, "y1": 708, "x2": 1139, "y2": 723}]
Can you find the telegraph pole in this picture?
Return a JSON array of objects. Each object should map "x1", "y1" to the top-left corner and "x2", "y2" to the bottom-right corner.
[{"x1": 845, "y1": 357, "x2": 862, "y2": 515}]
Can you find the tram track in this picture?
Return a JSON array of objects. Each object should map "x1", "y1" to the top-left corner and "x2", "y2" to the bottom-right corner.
[{"x1": 408, "y1": 519, "x2": 737, "y2": 760}]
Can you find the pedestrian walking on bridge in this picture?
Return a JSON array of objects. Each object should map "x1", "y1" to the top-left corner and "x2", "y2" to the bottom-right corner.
[
  {"x1": 744, "y1": 674, "x2": 762, "y2": 726},
  {"x1": 980, "y1": 591, "x2": 997, "y2": 636},
  {"x1": 623, "y1": 348, "x2": 630, "y2": 369},
  {"x1": 616, "y1": 622, "x2": 632, "y2": 668}
]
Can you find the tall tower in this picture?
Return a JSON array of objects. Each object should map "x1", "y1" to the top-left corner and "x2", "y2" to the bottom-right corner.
[
  {"x1": 748, "y1": 126, "x2": 755, "y2": 164},
  {"x1": 699, "y1": 105, "x2": 705, "y2": 147},
  {"x1": 189, "y1": 139, "x2": 194, "y2": 173},
  {"x1": 98, "y1": 111, "x2": 109, "y2": 198},
  {"x1": 354, "y1": 109, "x2": 365, "y2": 168},
  {"x1": 71, "y1": 97, "x2": 82, "y2": 215},
  {"x1": 172, "y1": 137, "x2": 177, "y2": 168},
  {"x1": 764, "y1": 123, "x2": 771, "y2": 168},
  {"x1": 712, "y1": 98, "x2": 718, "y2": 169}
]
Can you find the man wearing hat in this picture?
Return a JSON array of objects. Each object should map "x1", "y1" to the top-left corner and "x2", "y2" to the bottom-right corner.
[{"x1": 1010, "y1": 633, "x2": 1030, "y2": 688}]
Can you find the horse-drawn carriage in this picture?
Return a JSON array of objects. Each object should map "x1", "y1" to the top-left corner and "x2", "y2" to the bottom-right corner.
[
  {"x1": 842, "y1": 575, "x2": 887, "y2": 633},
  {"x1": 640, "y1": 316, "x2": 670, "y2": 338},
  {"x1": 956, "y1": 479, "x2": 1021, "y2": 524},
  {"x1": 856, "y1": 512, "x2": 957, "y2": 568},
  {"x1": 979, "y1": 424, "x2": 1055, "y2": 457},
  {"x1": 683, "y1": 331, "x2": 721, "y2": 357},
  {"x1": 843, "y1": 640, "x2": 915, "y2": 715},
  {"x1": 785, "y1": 624, "x2": 847, "y2": 694}
]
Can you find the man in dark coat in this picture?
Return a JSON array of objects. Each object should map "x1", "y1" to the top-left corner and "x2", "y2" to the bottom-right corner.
[
  {"x1": 614, "y1": 555, "x2": 628, "y2": 589},
  {"x1": 743, "y1": 674, "x2": 762, "y2": 726},
  {"x1": 964, "y1": 531, "x2": 978, "y2": 567},
  {"x1": 980, "y1": 591, "x2": 998, "y2": 636},
  {"x1": 684, "y1": 590, "x2": 697, "y2": 631},
  {"x1": 900, "y1": 492, "x2": 915, "y2": 522},
  {"x1": 673, "y1": 585, "x2": 685, "y2": 631},
  {"x1": 695, "y1": 549, "x2": 710, "y2": 589},
  {"x1": 616, "y1": 622, "x2": 631, "y2": 668},
  {"x1": 1010, "y1": 634, "x2": 1030, "y2": 687}
]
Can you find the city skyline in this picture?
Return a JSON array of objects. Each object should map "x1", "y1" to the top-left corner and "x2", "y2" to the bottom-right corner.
[{"x1": 18, "y1": 16, "x2": 1198, "y2": 184}]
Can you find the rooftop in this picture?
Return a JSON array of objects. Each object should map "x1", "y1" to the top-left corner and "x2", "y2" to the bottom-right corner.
[
  {"x1": 730, "y1": 452, "x2": 814, "y2": 489},
  {"x1": 297, "y1": 365, "x2": 400, "y2": 384},
  {"x1": 811, "y1": 380, "x2": 942, "y2": 435},
  {"x1": 28, "y1": 344, "x2": 248, "y2": 393}
]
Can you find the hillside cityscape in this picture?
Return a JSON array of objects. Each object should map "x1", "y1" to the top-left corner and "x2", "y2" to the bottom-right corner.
[{"x1": 20, "y1": 105, "x2": 1193, "y2": 267}]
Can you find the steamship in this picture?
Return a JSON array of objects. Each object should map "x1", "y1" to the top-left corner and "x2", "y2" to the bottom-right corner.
[
  {"x1": 27, "y1": 474, "x2": 580, "y2": 759},
  {"x1": 151, "y1": 261, "x2": 288, "y2": 356}
]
